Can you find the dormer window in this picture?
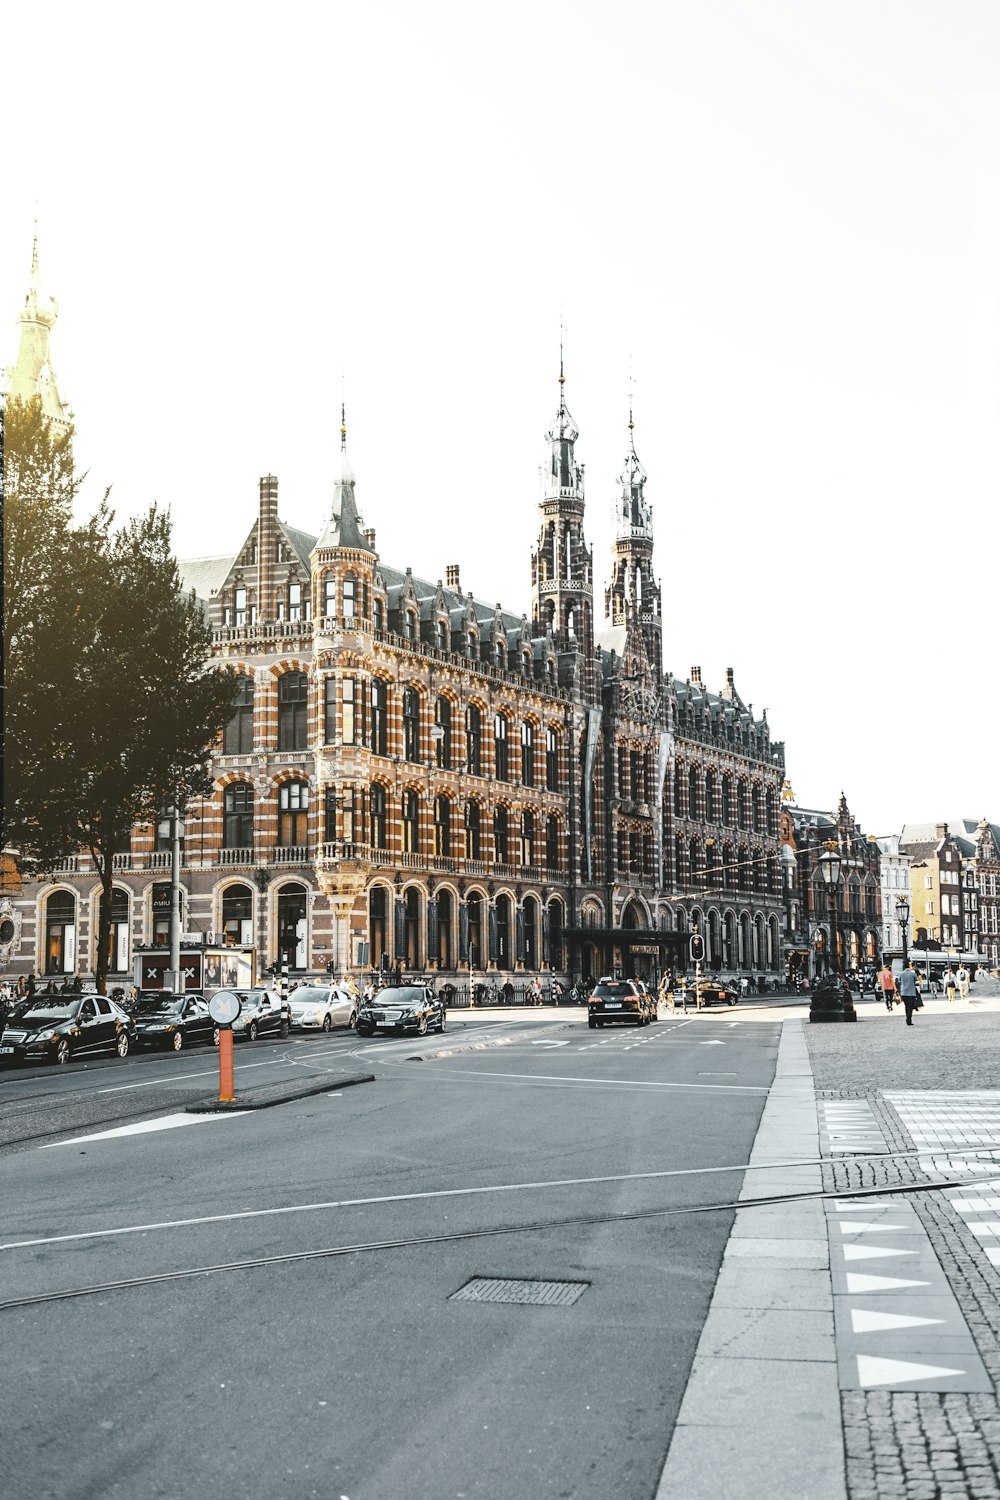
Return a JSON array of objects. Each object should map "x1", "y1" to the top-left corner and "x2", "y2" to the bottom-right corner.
[
  {"x1": 495, "y1": 639, "x2": 506, "y2": 667},
  {"x1": 403, "y1": 611, "x2": 415, "y2": 640},
  {"x1": 435, "y1": 618, "x2": 447, "y2": 650},
  {"x1": 234, "y1": 587, "x2": 247, "y2": 627},
  {"x1": 373, "y1": 598, "x2": 384, "y2": 632}
]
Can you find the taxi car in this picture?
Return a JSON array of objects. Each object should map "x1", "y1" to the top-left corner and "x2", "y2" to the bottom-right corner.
[{"x1": 355, "y1": 985, "x2": 445, "y2": 1037}]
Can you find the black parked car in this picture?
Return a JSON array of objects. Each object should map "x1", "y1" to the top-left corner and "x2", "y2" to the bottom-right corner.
[
  {"x1": 0, "y1": 994, "x2": 137, "y2": 1066},
  {"x1": 133, "y1": 993, "x2": 215, "y2": 1051},
  {"x1": 587, "y1": 977, "x2": 655, "y2": 1029},
  {"x1": 229, "y1": 989, "x2": 291, "y2": 1042},
  {"x1": 356, "y1": 985, "x2": 446, "y2": 1038}
]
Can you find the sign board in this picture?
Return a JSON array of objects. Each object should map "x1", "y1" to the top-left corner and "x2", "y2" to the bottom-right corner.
[
  {"x1": 133, "y1": 946, "x2": 254, "y2": 994},
  {"x1": 209, "y1": 991, "x2": 242, "y2": 1026}
]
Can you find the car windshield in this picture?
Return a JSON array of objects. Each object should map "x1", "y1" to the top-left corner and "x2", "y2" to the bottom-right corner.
[
  {"x1": 290, "y1": 988, "x2": 328, "y2": 1005},
  {"x1": 136, "y1": 999, "x2": 183, "y2": 1016},
  {"x1": 372, "y1": 988, "x2": 424, "y2": 1006},
  {"x1": 18, "y1": 1002, "x2": 79, "y2": 1022}
]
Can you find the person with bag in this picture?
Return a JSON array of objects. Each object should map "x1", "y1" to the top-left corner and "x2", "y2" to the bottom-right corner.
[
  {"x1": 957, "y1": 965, "x2": 970, "y2": 1001},
  {"x1": 877, "y1": 961, "x2": 896, "y2": 1012},
  {"x1": 944, "y1": 967, "x2": 957, "y2": 1002},
  {"x1": 897, "y1": 961, "x2": 921, "y2": 1026}
]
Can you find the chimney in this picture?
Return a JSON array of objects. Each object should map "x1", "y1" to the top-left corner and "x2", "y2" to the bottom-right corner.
[
  {"x1": 721, "y1": 666, "x2": 735, "y2": 700},
  {"x1": 257, "y1": 475, "x2": 278, "y2": 623},
  {"x1": 936, "y1": 822, "x2": 949, "y2": 839},
  {"x1": 446, "y1": 564, "x2": 461, "y2": 591},
  {"x1": 691, "y1": 665, "x2": 702, "y2": 686}
]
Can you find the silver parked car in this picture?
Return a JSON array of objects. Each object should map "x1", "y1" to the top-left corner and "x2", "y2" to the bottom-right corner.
[{"x1": 288, "y1": 984, "x2": 358, "y2": 1032}]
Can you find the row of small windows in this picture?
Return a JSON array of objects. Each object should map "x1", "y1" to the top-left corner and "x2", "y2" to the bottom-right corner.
[
  {"x1": 222, "y1": 782, "x2": 561, "y2": 867},
  {"x1": 225, "y1": 672, "x2": 562, "y2": 789},
  {"x1": 673, "y1": 765, "x2": 778, "y2": 834}
]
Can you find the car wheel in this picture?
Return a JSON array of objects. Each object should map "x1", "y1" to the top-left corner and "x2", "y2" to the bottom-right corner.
[
  {"x1": 417, "y1": 1016, "x2": 428, "y2": 1037},
  {"x1": 322, "y1": 1015, "x2": 332, "y2": 1032},
  {"x1": 116, "y1": 1032, "x2": 131, "y2": 1059},
  {"x1": 247, "y1": 1021, "x2": 258, "y2": 1042},
  {"x1": 588, "y1": 1018, "x2": 597, "y2": 1030},
  {"x1": 56, "y1": 1038, "x2": 72, "y2": 1065},
  {"x1": 349, "y1": 1010, "x2": 357, "y2": 1029},
  {"x1": 438, "y1": 1011, "x2": 447, "y2": 1033},
  {"x1": 171, "y1": 1031, "x2": 184, "y2": 1051},
  {"x1": 596, "y1": 1020, "x2": 604, "y2": 1028},
  {"x1": 729, "y1": 998, "x2": 738, "y2": 1007},
  {"x1": 357, "y1": 1023, "x2": 374, "y2": 1038}
]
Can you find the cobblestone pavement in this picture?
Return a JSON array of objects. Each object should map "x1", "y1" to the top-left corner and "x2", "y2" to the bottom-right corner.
[{"x1": 807, "y1": 977, "x2": 1000, "y2": 1498}]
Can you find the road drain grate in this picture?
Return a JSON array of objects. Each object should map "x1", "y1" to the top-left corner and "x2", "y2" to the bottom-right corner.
[{"x1": 450, "y1": 1277, "x2": 589, "y2": 1307}]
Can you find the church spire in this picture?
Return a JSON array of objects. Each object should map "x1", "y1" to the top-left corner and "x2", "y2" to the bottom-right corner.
[
  {"x1": 314, "y1": 402, "x2": 370, "y2": 552},
  {"x1": 7, "y1": 226, "x2": 70, "y2": 431},
  {"x1": 605, "y1": 402, "x2": 661, "y2": 675}
]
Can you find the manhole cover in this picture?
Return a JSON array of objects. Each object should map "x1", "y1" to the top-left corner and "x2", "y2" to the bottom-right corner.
[{"x1": 450, "y1": 1277, "x2": 589, "y2": 1307}]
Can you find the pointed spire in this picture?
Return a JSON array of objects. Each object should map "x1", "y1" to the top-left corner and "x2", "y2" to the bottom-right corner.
[
  {"x1": 314, "y1": 401, "x2": 368, "y2": 551},
  {"x1": 8, "y1": 225, "x2": 68, "y2": 428},
  {"x1": 615, "y1": 399, "x2": 651, "y2": 538}
]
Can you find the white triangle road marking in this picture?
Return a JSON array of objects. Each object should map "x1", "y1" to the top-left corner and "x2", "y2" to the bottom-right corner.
[
  {"x1": 41, "y1": 1112, "x2": 249, "y2": 1147},
  {"x1": 845, "y1": 1274, "x2": 931, "y2": 1293},
  {"x1": 850, "y1": 1308, "x2": 946, "y2": 1334},
  {"x1": 856, "y1": 1354, "x2": 965, "y2": 1388},
  {"x1": 699, "y1": 1040, "x2": 726, "y2": 1046},
  {"x1": 843, "y1": 1244, "x2": 917, "y2": 1261},
  {"x1": 839, "y1": 1223, "x2": 909, "y2": 1235}
]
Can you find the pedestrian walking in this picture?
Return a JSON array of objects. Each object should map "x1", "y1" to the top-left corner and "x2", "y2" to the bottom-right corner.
[
  {"x1": 897, "y1": 961, "x2": 921, "y2": 1026},
  {"x1": 957, "y1": 965, "x2": 970, "y2": 1002},
  {"x1": 943, "y1": 967, "x2": 957, "y2": 1003},
  {"x1": 877, "y1": 962, "x2": 896, "y2": 1011},
  {"x1": 677, "y1": 975, "x2": 689, "y2": 1012}
]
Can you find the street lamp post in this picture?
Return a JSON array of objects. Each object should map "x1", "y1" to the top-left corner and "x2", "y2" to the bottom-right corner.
[
  {"x1": 809, "y1": 844, "x2": 856, "y2": 1023},
  {"x1": 896, "y1": 895, "x2": 910, "y2": 969}
]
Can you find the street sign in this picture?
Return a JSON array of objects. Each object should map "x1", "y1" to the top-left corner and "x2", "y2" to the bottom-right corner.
[{"x1": 209, "y1": 991, "x2": 242, "y2": 1026}]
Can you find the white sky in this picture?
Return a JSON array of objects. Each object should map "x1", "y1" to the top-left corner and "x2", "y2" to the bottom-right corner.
[{"x1": 3, "y1": 0, "x2": 998, "y2": 837}]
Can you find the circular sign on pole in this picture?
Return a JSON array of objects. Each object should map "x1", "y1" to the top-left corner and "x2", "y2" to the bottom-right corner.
[{"x1": 209, "y1": 991, "x2": 242, "y2": 1026}]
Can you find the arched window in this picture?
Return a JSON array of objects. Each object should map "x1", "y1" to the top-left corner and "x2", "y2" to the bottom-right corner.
[
  {"x1": 674, "y1": 768, "x2": 684, "y2": 817},
  {"x1": 434, "y1": 795, "x2": 451, "y2": 858},
  {"x1": 545, "y1": 727, "x2": 560, "y2": 792},
  {"x1": 435, "y1": 697, "x2": 452, "y2": 769},
  {"x1": 402, "y1": 610, "x2": 416, "y2": 640},
  {"x1": 520, "y1": 809, "x2": 535, "y2": 866},
  {"x1": 107, "y1": 888, "x2": 130, "y2": 972},
  {"x1": 370, "y1": 678, "x2": 388, "y2": 756},
  {"x1": 404, "y1": 887, "x2": 420, "y2": 968},
  {"x1": 495, "y1": 636, "x2": 506, "y2": 667},
  {"x1": 222, "y1": 883, "x2": 253, "y2": 947},
  {"x1": 370, "y1": 785, "x2": 387, "y2": 849},
  {"x1": 403, "y1": 687, "x2": 421, "y2": 762},
  {"x1": 434, "y1": 888, "x2": 453, "y2": 969},
  {"x1": 722, "y1": 776, "x2": 733, "y2": 825},
  {"x1": 278, "y1": 781, "x2": 309, "y2": 846},
  {"x1": 401, "y1": 790, "x2": 419, "y2": 853},
  {"x1": 466, "y1": 705, "x2": 482, "y2": 775},
  {"x1": 45, "y1": 891, "x2": 76, "y2": 975},
  {"x1": 224, "y1": 675, "x2": 254, "y2": 755},
  {"x1": 520, "y1": 721, "x2": 535, "y2": 787},
  {"x1": 546, "y1": 814, "x2": 560, "y2": 871},
  {"x1": 523, "y1": 896, "x2": 539, "y2": 968},
  {"x1": 494, "y1": 713, "x2": 509, "y2": 781},
  {"x1": 277, "y1": 671, "x2": 308, "y2": 751},
  {"x1": 465, "y1": 801, "x2": 481, "y2": 860},
  {"x1": 688, "y1": 766, "x2": 699, "y2": 817},
  {"x1": 223, "y1": 783, "x2": 254, "y2": 848},
  {"x1": 705, "y1": 771, "x2": 717, "y2": 823},
  {"x1": 496, "y1": 894, "x2": 512, "y2": 968},
  {"x1": 278, "y1": 883, "x2": 308, "y2": 969},
  {"x1": 494, "y1": 805, "x2": 510, "y2": 863},
  {"x1": 547, "y1": 899, "x2": 564, "y2": 969},
  {"x1": 467, "y1": 891, "x2": 483, "y2": 968},
  {"x1": 370, "y1": 886, "x2": 388, "y2": 971}
]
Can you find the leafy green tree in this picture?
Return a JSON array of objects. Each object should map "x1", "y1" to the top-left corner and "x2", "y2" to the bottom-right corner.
[{"x1": 3, "y1": 396, "x2": 239, "y2": 993}]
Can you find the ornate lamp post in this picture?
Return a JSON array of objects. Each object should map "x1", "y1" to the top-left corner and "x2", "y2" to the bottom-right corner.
[
  {"x1": 810, "y1": 843, "x2": 856, "y2": 1022},
  {"x1": 896, "y1": 894, "x2": 910, "y2": 969}
]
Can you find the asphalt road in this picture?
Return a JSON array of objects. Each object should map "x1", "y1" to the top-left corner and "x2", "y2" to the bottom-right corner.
[{"x1": 2, "y1": 1006, "x2": 781, "y2": 1500}]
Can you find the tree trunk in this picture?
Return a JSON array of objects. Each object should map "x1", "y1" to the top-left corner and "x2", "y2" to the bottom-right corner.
[{"x1": 92, "y1": 845, "x2": 115, "y2": 996}]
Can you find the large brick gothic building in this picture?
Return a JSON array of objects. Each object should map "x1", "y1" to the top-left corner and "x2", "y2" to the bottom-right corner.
[{"x1": 5, "y1": 251, "x2": 787, "y2": 990}]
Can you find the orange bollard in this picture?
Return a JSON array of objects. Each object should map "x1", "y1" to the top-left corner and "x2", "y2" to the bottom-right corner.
[{"x1": 219, "y1": 1027, "x2": 235, "y2": 1102}]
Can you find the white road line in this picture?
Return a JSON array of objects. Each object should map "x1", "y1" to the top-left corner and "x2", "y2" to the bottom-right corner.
[
  {"x1": 1, "y1": 1157, "x2": 825, "y2": 1252},
  {"x1": 98, "y1": 1057, "x2": 307, "y2": 1092},
  {"x1": 372, "y1": 1062, "x2": 767, "y2": 1092},
  {"x1": 40, "y1": 1112, "x2": 249, "y2": 1146}
]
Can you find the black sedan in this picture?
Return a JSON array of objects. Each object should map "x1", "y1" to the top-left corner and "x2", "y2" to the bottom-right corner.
[
  {"x1": 0, "y1": 994, "x2": 137, "y2": 1066},
  {"x1": 356, "y1": 986, "x2": 446, "y2": 1038},
  {"x1": 133, "y1": 993, "x2": 215, "y2": 1051}
]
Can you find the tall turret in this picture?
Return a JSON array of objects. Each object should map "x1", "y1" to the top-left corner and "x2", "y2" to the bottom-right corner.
[
  {"x1": 604, "y1": 407, "x2": 661, "y2": 676},
  {"x1": 6, "y1": 229, "x2": 70, "y2": 432},
  {"x1": 530, "y1": 355, "x2": 594, "y2": 677}
]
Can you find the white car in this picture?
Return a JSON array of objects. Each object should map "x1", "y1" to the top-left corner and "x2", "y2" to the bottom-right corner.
[{"x1": 288, "y1": 984, "x2": 358, "y2": 1032}]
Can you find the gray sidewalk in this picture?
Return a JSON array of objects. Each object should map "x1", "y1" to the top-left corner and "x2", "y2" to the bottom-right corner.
[{"x1": 656, "y1": 1019, "x2": 845, "y2": 1498}]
